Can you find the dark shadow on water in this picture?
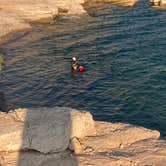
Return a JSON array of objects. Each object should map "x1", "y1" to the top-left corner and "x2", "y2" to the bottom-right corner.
[{"x1": 0, "y1": 92, "x2": 8, "y2": 112}]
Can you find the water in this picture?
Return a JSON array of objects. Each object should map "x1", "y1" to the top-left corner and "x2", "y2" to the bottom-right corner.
[{"x1": 0, "y1": 2, "x2": 166, "y2": 136}]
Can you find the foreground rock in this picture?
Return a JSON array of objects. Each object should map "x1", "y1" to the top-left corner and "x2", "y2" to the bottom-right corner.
[
  {"x1": 0, "y1": 0, "x2": 139, "y2": 42},
  {"x1": 0, "y1": 108, "x2": 166, "y2": 166},
  {"x1": 0, "y1": 107, "x2": 95, "y2": 153}
]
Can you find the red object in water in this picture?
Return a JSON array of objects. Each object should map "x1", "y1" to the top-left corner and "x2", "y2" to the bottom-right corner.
[{"x1": 78, "y1": 66, "x2": 85, "y2": 72}]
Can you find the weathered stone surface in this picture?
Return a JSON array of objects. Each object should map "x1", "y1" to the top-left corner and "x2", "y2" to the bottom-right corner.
[
  {"x1": 0, "y1": 107, "x2": 95, "y2": 153},
  {"x1": 0, "y1": 0, "x2": 86, "y2": 41},
  {"x1": 85, "y1": 0, "x2": 139, "y2": 7},
  {"x1": 0, "y1": 108, "x2": 166, "y2": 166},
  {"x1": 0, "y1": 150, "x2": 78, "y2": 166},
  {"x1": 0, "y1": 0, "x2": 140, "y2": 42},
  {"x1": 160, "y1": 0, "x2": 166, "y2": 5},
  {"x1": 150, "y1": 0, "x2": 166, "y2": 7},
  {"x1": 69, "y1": 137, "x2": 84, "y2": 154},
  {"x1": 70, "y1": 110, "x2": 96, "y2": 139},
  {"x1": 81, "y1": 121, "x2": 160, "y2": 151}
]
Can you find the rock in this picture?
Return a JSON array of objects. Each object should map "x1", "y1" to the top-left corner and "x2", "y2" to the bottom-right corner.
[
  {"x1": 0, "y1": 150, "x2": 78, "y2": 166},
  {"x1": 81, "y1": 121, "x2": 160, "y2": 151},
  {"x1": 69, "y1": 137, "x2": 84, "y2": 154},
  {"x1": 85, "y1": 0, "x2": 139, "y2": 7},
  {"x1": 150, "y1": 0, "x2": 166, "y2": 7},
  {"x1": 0, "y1": 108, "x2": 166, "y2": 166},
  {"x1": 0, "y1": 0, "x2": 86, "y2": 41},
  {"x1": 0, "y1": 0, "x2": 140, "y2": 42},
  {"x1": 70, "y1": 110, "x2": 96, "y2": 139},
  {"x1": 160, "y1": 0, "x2": 166, "y2": 6},
  {"x1": 0, "y1": 107, "x2": 95, "y2": 153},
  {"x1": 150, "y1": 0, "x2": 161, "y2": 6}
]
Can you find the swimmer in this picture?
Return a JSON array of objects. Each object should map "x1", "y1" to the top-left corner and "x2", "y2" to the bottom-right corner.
[
  {"x1": 71, "y1": 57, "x2": 85, "y2": 72},
  {"x1": 71, "y1": 57, "x2": 78, "y2": 71}
]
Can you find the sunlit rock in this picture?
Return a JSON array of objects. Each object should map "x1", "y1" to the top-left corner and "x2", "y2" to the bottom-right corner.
[
  {"x1": 81, "y1": 121, "x2": 160, "y2": 151},
  {"x1": 0, "y1": 0, "x2": 86, "y2": 40},
  {"x1": 0, "y1": 107, "x2": 95, "y2": 153},
  {"x1": 0, "y1": 108, "x2": 165, "y2": 166},
  {"x1": 150, "y1": 0, "x2": 166, "y2": 7},
  {"x1": 70, "y1": 109, "x2": 96, "y2": 138}
]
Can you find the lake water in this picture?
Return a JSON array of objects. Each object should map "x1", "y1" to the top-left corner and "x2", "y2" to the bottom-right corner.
[{"x1": 0, "y1": 2, "x2": 166, "y2": 136}]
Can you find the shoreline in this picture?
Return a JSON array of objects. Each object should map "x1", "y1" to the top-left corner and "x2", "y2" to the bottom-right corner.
[{"x1": 0, "y1": 0, "x2": 139, "y2": 45}]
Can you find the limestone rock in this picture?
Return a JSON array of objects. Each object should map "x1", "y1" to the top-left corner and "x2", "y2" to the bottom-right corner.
[
  {"x1": 0, "y1": 0, "x2": 140, "y2": 42},
  {"x1": 0, "y1": 107, "x2": 95, "y2": 153},
  {"x1": 85, "y1": 0, "x2": 139, "y2": 7},
  {"x1": 150, "y1": 0, "x2": 166, "y2": 7},
  {"x1": 0, "y1": 110, "x2": 166, "y2": 166},
  {"x1": 160, "y1": 0, "x2": 166, "y2": 6},
  {"x1": 81, "y1": 121, "x2": 160, "y2": 151},
  {"x1": 70, "y1": 109, "x2": 96, "y2": 139},
  {"x1": 69, "y1": 137, "x2": 84, "y2": 154},
  {"x1": 0, "y1": 108, "x2": 71, "y2": 153},
  {"x1": 0, "y1": 0, "x2": 86, "y2": 41}
]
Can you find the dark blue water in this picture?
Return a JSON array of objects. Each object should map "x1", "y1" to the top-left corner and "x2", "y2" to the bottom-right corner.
[{"x1": 0, "y1": 2, "x2": 166, "y2": 136}]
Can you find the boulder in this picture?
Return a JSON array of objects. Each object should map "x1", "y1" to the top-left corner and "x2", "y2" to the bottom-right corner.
[{"x1": 0, "y1": 107, "x2": 95, "y2": 153}]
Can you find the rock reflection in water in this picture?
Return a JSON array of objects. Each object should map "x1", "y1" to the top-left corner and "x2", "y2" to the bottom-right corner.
[{"x1": 0, "y1": 92, "x2": 8, "y2": 112}]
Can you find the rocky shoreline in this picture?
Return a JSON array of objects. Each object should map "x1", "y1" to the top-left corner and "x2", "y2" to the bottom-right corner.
[
  {"x1": 0, "y1": 108, "x2": 166, "y2": 166},
  {"x1": 0, "y1": 0, "x2": 139, "y2": 44}
]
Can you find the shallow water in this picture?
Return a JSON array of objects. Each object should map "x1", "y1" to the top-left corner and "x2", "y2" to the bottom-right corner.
[{"x1": 0, "y1": 2, "x2": 166, "y2": 136}]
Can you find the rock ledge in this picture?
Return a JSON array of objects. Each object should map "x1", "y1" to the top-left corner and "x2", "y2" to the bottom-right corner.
[{"x1": 0, "y1": 107, "x2": 166, "y2": 166}]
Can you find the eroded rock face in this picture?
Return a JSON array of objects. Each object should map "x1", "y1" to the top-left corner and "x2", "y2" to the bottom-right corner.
[
  {"x1": 81, "y1": 121, "x2": 160, "y2": 151},
  {"x1": 0, "y1": 107, "x2": 95, "y2": 153}
]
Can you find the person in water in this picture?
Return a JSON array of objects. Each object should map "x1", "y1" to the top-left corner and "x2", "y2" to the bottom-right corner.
[
  {"x1": 0, "y1": 55, "x2": 4, "y2": 72},
  {"x1": 71, "y1": 57, "x2": 78, "y2": 71},
  {"x1": 71, "y1": 56, "x2": 85, "y2": 72}
]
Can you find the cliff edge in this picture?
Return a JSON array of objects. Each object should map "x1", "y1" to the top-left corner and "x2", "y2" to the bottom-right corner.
[{"x1": 0, "y1": 107, "x2": 165, "y2": 166}]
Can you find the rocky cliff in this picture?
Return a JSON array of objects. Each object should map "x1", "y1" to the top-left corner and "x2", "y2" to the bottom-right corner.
[
  {"x1": 0, "y1": 0, "x2": 139, "y2": 42},
  {"x1": 0, "y1": 107, "x2": 166, "y2": 166}
]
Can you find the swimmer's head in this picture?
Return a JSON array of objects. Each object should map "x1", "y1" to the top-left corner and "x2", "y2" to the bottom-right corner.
[{"x1": 72, "y1": 56, "x2": 77, "y2": 61}]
